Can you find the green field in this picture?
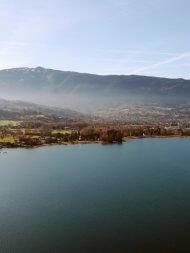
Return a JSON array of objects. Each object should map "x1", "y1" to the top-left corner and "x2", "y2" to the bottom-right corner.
[
  {"x1": 52, "y1": 130, "x2": 72, "y2": 134},
  {"x1": 0, "y1": 135, "x2": 17, "y2": 143},
  {"x1": 0, "y1": 120, "x2": 21, "y2": 126}
]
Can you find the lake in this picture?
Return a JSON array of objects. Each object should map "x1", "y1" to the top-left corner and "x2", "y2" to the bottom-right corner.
[{"x1": 0, "y1": 138, "x2": 190, "y2": 252}]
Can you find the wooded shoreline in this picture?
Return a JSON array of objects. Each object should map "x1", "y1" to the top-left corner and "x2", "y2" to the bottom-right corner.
[
  {"x1": 1, "y1": 119, "x2": 190, "y2": 149},
  {"x1": 0, "y1": 135, "x2": 189, "y2": 150}
]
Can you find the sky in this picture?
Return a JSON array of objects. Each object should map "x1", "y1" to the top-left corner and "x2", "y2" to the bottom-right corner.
[{"x1": 0, "y1": 0, "x2": 190, "y2": 78}]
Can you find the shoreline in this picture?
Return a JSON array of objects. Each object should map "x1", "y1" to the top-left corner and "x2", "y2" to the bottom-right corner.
[{"x1": 0, "y1": 135, "x2": 190, "y2": 150}]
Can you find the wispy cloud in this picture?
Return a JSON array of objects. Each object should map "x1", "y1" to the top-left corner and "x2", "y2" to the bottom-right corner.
[
  {"x1": 0, "y1": 40, "x2": 55, "y2": 48},
  {"x1": 90, "y1": 57, "x2": 154, "y2": 64},
  {"x1": 103, "y1": 49, "x2": 178, "y2": 56},
  {"x1": 127, "y1": 52, "x2": 190, "y2": 75}
]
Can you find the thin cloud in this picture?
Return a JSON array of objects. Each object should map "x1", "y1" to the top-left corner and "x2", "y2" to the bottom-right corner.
[
  {"x1": 90, "y1": 57, "x2": 154, "y2": 64},
  {"x1": 127, "y1": 52, "x2": 190, "y2": 75},
  {"x1": 0, "y1": 41, "x2": 52, "y2": 48},
  {"x1": 103, "y1": 49, "x2": 178, "y2": 56}
]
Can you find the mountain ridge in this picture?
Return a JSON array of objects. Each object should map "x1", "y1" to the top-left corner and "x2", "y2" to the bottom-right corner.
[
  {"x1": 0, "y1": 67, "x2": 190, "y2": 111},
  {"x1": 1, "y1": 66, "x2": 189, "y2": 80}
]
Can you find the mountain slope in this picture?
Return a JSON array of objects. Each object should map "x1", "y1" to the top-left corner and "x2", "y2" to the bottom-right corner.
[
  {"x1": 0, "y1": 67, "x2": 190, "y2": 110},
  {"x1": 0, "y1": 66, "x2": 190, "y2": 95},
  {"x1": 0, "y1": 98, "x2": 88, "y2": 121}
]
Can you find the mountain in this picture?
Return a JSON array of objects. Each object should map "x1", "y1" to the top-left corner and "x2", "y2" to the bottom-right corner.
[
  {"x1": 0, "y1": 98, "x2": 88, "y2": 121},
  {"x1": 0, "y1": 67, "x2": 190, "y2": 111}
]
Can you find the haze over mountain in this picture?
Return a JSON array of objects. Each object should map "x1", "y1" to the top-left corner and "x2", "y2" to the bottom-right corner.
[
  {"x1": 1, "y1": 67, "x2": 190, "y2": 112},
  {"x1": 0, "y1": 98, "x2": 88, "y2": 121}
]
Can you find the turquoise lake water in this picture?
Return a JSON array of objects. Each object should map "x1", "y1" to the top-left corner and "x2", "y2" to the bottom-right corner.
[{"x1": 0, "y1": 138, "x2": 190, "y2": 252}]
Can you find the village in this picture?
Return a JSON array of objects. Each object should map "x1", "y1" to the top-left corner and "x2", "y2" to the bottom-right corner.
[{"x1": 0, "y1": 119, "x2": 190, "y2": 149}]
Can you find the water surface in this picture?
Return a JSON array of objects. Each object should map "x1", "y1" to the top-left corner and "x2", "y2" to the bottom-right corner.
[{"x1": 0, "y1": 138, "x2": 190, "y2": 252}]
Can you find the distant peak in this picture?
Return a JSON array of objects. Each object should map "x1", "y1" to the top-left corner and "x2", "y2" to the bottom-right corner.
[
  {"x1": 29, "y1": 66, "x2": 48, "y2": 73},
  {"x1": 35, "y1": 66, "x2": 45, "y2": 70}
]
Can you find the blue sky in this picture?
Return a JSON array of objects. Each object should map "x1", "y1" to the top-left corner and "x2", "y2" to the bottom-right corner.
[{"x1": 0, "y1": 0, "x2": 190, "y2": 78}]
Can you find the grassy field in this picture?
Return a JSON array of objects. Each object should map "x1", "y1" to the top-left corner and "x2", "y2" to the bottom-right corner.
[
  {"x1": 0, "y1": 135, "x2": 17, "y2": 143},
  {"x1": 0, "y1": 120, "x2": 21, "y2": 126},
  {"x1": 52, "y1": 130, "x2": 72, "y2": 134},
  {"x1": 0, "y1": 127, "x2": 74, "y2": 145}
]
